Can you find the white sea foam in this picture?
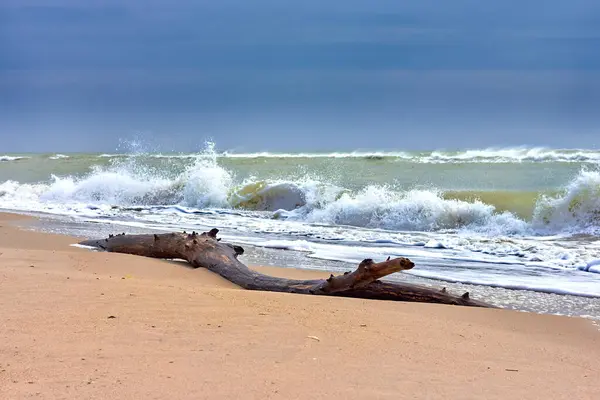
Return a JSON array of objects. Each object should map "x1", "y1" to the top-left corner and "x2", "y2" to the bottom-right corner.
[
  {"x1": 220, "y1": 151, "x2": 413, "y2": 159},
  {"x1": 229, "y1": 235, "x2": 600, "y2": 297},
  {"x1": 531, "y1": 169, "x2": 600, "y2": 234},
  {"x1": 219, "y1": 147, "x2": 600, "y2": 163},
  {"x1": 290, "y1": 186, "x2": 528, "y2": 234},
  {"x1": 49, "y1": 154, "x2": 70, "y2": 160},
  {"x1": 69, "y1": 243, "x2": 99, "y2": 251},
  {"x1": 0, "y1": 155, "x2": 29, "y2": 161},
  {"x1": 90, "y1": 147, "x2": 600, "y2": 164},
  {"x1": 579, "y1": 260, "x2": 600, "y2": 274},
  {"x1": 228, "y1": 147, "x2": 600, "y2": 163},
  {"x1": 423, "y1": 147, "x2": 600, "y2": 164},
  {"x1": 2, "y1": 151, "x2": 600, "y2": 237},
  {"x1": 4, "y1": 144, "x2": 600, "y2": 298},
  {"x1": 98, "y1": 153, "x2": 126, "y2": 158}
]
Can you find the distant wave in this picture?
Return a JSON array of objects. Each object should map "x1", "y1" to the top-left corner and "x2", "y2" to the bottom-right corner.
[
  {"x1": 98, "y1": 153, "x2": 199, "y2": 159},
  {"x1": 0, "y1": 155, "x2": 30, "y2": 162},
  {"x1": 98, "y1": 153, "x2": 128, "y2": 158},
  {"x1": 49, "y1": 154, "x2": 70, "y2": 160},
  {"x1": 422, "y1": 147, "x2": 600, "y2": 164},
  {"x1": 220, "y1": 151, "x2": 411, "y2": 160},
  {"x1": 221, "y1": 147, "x2": 600, "y2": 163},
  {"x1": 90, "y1": 147, "x2": 600, "y2": 163}
]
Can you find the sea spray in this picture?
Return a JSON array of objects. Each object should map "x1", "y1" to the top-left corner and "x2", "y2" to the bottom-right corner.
[
  {"x1": 1, "y1": 145, "x2": 600, "y2": 236},
  {"x1": 3, "y1": 144, "x2": 600, "y2": 299},
  {"x1": 532, "y1": 169, "x2": 600, "y2": 234},
  {"x1": 0, "y1": 155, "x2": 30, "y2": 162},
  {"x1": 181, "y1": 144, "x2": 234, "y2": 208},
  {"x1": 286, "y1": 186, "x2": 527, "y2": 234}
]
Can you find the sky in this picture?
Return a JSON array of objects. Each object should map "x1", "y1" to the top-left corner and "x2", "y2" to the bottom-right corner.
[{"x1": 1, "y1": 0, "x2": 600, "y2": 152}]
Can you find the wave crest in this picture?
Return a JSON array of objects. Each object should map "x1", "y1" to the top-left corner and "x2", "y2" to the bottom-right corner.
[
  {"x1": 219, "y1": 147, "x2": 600, "y2": 164},
  {"x1": 2, "y1": 144, "x2": 600, "y2": 235},
  {"x1": 52, "y1": 147, "x2": 600, "y2": 164},
  {"x1": 281, "y1": 186, "x2": 527, "y2": 234},
  {"x1": 532, "y1": 169, "x2": 600, "y2": 233},
  {"x1": 0, "y1": 155, "x2": 29, "y2": 162}
]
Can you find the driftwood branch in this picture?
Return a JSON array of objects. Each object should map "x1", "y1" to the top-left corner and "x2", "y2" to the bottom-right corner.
[{"x1": 79, "y1": 229, "x2": 493, "y2": 307}]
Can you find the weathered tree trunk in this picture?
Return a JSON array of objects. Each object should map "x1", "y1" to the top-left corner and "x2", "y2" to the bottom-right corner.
[{"x1": 79, "y1": 229, "x2": 494, "y2": 307}]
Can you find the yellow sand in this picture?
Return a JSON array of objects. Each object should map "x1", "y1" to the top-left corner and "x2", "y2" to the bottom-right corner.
[{"x1": 0, "y1": 213, "x2": 598, "y2": 399}]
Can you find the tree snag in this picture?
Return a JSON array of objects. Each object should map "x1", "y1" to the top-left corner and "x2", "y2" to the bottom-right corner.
[{"x1": 79, "y1": 229, "x2": 494, "y2": 307}]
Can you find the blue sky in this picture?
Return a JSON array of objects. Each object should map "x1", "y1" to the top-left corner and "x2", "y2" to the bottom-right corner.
[{"x1": 1, "y1": 0, "x2": 600, "y2": 152}]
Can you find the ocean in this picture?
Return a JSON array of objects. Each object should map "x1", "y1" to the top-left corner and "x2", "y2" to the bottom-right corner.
[{"x1": 2, "y1": 144, "x2": 600, "y2": 317}]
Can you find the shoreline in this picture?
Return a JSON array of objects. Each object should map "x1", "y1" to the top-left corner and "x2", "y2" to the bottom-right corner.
[
  {"x1": 8, "y1": 209, "x2": 600, "y2": 319},
  {"x1": 0, "y1": 212, "x2": 335, "y2": 282},
  {"x1": 3, "y1": 151, "x2": 600, "y2": 303},
  {"x1": 1, "y1": 212, "x2": 600, "y2": 399}
]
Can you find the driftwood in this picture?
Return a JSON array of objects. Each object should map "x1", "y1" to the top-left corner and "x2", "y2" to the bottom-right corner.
[{"x1": 79, "y1": 229, "x2": 493, "y2": 307}]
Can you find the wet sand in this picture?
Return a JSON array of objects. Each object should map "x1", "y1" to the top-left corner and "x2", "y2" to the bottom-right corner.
[{"x1": 1, "y1": 213, "x2": 599, "y2": 399}]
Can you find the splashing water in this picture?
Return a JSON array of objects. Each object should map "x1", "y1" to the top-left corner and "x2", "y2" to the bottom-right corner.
[
  {"x1": 532, "y1": 169, "x2": 600, "y2": 234},
  {"x1": 2, "y1": 143, "x2": 600, "y2": 236},
  {"x1": 3, "y1": 143, "x2": 600, "y2": 298}
]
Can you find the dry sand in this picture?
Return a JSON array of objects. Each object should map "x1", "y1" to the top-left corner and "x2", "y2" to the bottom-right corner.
[{"x1": 1, "y1": 213, "x2": 599, "y2": 399}]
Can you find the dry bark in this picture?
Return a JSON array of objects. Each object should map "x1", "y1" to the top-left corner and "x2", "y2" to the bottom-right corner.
[{"x1": 79, "y1": 229, "x2": 494, "y2": 307}]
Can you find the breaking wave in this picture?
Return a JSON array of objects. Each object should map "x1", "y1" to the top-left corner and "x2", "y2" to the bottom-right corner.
[
  {"x1": 211, "y1": 147, "x2": 600, "y2": 163},
  {"x1": 177, "y1": 147, "x2": 596, "y2": 163},
  {"x1": 4, "y1": 147, "x2": 600, "y2": 163},
  {"x1": 1, "y1": 144, "x2": 600, "y2": 236},
  {"x1": 0, "y1": 155, "x2": 29, "y2": 162},
  {"x1": 421, "y1": 147, "x2": 600, "y2": 164},
  {"x1": 49, "y1": 154, "x2": 70, "y2": 160},
  {"x1": 62, "y1": 147, "x2": 600, "y2": 163},
  {"x1": 532, "y1": 170, "x2": 600, "y2": 233}
]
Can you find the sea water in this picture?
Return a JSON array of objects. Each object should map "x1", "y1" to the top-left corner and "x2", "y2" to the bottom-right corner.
[{"x1": 2, "y1": 143, "x2": 600, "y2": 316}]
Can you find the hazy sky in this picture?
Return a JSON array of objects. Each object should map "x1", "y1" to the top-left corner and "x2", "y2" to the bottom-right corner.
[{"x1": 2, "y1": 0, "x2": 600, "y2": 152}]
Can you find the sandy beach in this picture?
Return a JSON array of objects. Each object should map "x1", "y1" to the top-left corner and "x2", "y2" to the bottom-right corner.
[{"x1": 1, "y1": 213, "x2": 599, "y2": 399}]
